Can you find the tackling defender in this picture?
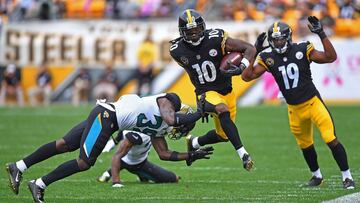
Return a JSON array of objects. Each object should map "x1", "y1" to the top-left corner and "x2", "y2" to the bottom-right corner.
[
  {"x1": 5, "y1": 93, "x2": 213, "y2": 202},
  {"x1": 169, "y1": 9, "x2": 256, "y2": 169},
  {"x1": 242, "y1": 16, "x2": 355, "y2": 189}
]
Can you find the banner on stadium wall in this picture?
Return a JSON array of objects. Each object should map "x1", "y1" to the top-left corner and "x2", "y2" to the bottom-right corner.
[{"x1": 0, "y1": 20, "x2": 266, "y2": 67}]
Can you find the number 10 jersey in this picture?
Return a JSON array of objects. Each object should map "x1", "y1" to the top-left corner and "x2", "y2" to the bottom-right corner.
[{"x1": 169, "y1": 29, "x2": 232, "y2": 95}]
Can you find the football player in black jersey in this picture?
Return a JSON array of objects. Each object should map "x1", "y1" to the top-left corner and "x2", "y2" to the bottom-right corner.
[
  {"x1": 169, "y1": 9, "x2": 256, "y2": 170},
  {"x1": 242, "y1": 16, "x2": 355, "y2": 189}
]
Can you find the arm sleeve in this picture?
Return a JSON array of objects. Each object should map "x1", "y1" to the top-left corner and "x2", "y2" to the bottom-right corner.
[
  {"x1": 125, "y1": 132, "x2": 143, "y2": 145},
  {"x1": 174, "y1": 111, "x2": 201, "y2": 126}
]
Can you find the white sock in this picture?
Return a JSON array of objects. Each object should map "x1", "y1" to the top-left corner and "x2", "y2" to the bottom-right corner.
[
  {"x1": 236, "y1": 147, "x2": 248, "y2": 159},
  {"x1": 192, "y1": 137, "x2": 200, "y2": 149},
  {"x1": 341, "y1": 169, "x2": 353, "y2": 181},
  {"x1": 16, "y1": 160, "x2": 27, "y2": 173},
  {"x1": 35, "y1": 178, "x2": 47, "y2": 189},
  {"x1": 312, "y1": 168, "x2": 323, "y2": 179}
]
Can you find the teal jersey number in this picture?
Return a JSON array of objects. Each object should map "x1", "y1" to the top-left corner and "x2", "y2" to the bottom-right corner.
[{"x1": 133, "y1": 113, "x2": 163, "y2": 137}]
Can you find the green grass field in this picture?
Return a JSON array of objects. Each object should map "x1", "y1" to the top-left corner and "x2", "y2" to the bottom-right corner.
[{"x1": 0, "y1": 105, "x2": 359, "y2": 202}]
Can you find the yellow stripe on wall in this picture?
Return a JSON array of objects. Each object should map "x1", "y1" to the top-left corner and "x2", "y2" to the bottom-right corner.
[
  {"x1": 167, "y1": 72, "x2": 197, "y2": 105},
  {"x1": 118, "y1": 79, "x2": 137, "y2": 98},
  {"x1": 21, "y1": 65, "x2": 74, "y2": 101},
  {"x1": 232, "y1": 75, "x2": 257, "y2": 99}
]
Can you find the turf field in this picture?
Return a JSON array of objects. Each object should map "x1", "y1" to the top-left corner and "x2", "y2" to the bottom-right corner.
[{"x1": 0, "y1": 105, "x2": 359, "y2": 202}]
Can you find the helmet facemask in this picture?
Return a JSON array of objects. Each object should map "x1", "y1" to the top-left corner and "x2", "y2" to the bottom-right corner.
[
  {"x1": 268, "y1": 23, "x2": 292, "y2": 54},
  {"x1": 178, "y1": 9, "x2": 206, "y2": 46},
  {"x1": 180, "y1": 22, "x2": 205, "y2": 46}
]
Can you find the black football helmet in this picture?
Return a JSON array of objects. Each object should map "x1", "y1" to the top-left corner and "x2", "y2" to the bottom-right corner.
[
  {"x1": 178, "y1": 9, "x2": 206, "y2": 46},
  {"x1": 267, "y1": 21, "x2": 292, "y2": 54},
  {"x1": 167, "y1": 104, "x2": 196, "y2": 140}
]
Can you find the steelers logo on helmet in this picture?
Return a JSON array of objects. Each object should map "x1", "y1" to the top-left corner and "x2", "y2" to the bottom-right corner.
[
  {"x1": 267, "y1": 21, "x2": 293, "y2": 54},
  {"x1": 178, "y1": 9, "x2": 206, "y2": 46}
]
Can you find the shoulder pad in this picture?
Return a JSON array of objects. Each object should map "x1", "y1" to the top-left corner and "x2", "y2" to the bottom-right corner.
[{"x1": 125, "y1": 132, "x2": 143, "y2": 145}]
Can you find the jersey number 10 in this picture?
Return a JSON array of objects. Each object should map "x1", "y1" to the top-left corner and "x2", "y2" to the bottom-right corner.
[
  {"x1": 278, "y1": 63, "x2": 299, "y2": 90},
  {"x1": 192, "y1": 61, "x2": 217, "y2": 84}
]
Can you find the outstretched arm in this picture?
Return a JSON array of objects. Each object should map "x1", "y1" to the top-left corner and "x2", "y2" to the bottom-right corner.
[
  {"x1": 307, "y1": 16, "x2": 337, "y2": 63},
  {"x1": 111, "y1": 139, "x2": 133, "y2": 184},
  {"x1": 151, "y1": 137, "x2": 189, "y2": 161},
  {"x1": 151, "y1": 137, "x2": 213, "y2": 164},
  {"x1": 242, "y1": 63, "x2": 268, "y2": 82},
  {"x1": 158, "y1": 97, "x2": 202, "y2": 126}
]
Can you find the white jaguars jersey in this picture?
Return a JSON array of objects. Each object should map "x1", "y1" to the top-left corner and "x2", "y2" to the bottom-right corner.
[
  {"x1": 121, "y1": 131, "x2": 152, "y2": 165},
  {"x1": 111, "y1": 94, "x2": 170, "y2": 138}
]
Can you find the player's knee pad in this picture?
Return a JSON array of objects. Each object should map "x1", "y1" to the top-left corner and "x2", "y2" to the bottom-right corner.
[
  {"x1": 327, "y1": 138, "x2": 339, "y2": 149},
  {"x1": 77, "y1": 158, "x2": 91, "y2": 171},
  {"x1": 215, "y1": 104, "x2": 229, "y2": 114}
]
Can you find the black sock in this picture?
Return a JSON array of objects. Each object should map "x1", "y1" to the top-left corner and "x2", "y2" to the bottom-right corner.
[
  {"x1": 107, "y1": 168, "x2": 112, "y2": 177},
  {"x1": 23, "y1": 141, "x2": 59, "y2": 168},
  {"x1": 219, "y1": 112, "x2": 243, "y2": 150},
  {"x1": 198, "y1": 130, "x2": 225, "y2": 146},
  {"x1": 329, "y1": 142, "x2": 349, "y2": 171},
  {"x1": 42, "y1": 159, "x2": 82, "y2": 186},
  {"x1": 302, "y1": 145, "x2": 319, "y2": 172}
]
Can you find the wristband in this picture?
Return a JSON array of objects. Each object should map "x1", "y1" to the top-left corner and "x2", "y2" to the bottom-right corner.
[
  {"x1": 318, "y1": 31, "x2": 327, "y2": 40},
  {"x1": 241, "y1": 58, "x2": 250, "y2": 68},
  {"x1": 169, "y1": 151, "x2": 180, "y2": 161}
]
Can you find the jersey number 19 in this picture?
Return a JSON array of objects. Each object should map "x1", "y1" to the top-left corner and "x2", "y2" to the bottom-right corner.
[{"x1": 278, "y1": 63, "x2": 299, "y2": 89}]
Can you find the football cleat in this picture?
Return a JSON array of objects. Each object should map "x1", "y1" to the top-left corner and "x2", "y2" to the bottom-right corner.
[
  {"x1": 28, "y1": 180, "x2": 45, "y2": 203},
  {"x1": 306, "y1": 176, "x2": 324, "y2": 187},
  {"x1": 138, "y1": 176, "x2": 150, "y2": 183},
  {"x1": 186, "y1": 135, "x2": 196, "y2": 166},
  {"x1": 186, "y1": 135, "x2": 196, "y2": 152},
  {"x1": 242, "y1": 154, "x2": 254, "y2": 171},
  {"x1": 97, "y1": 171, "x2": 111, "y2": 183},
  {"x1": 343, "y1": 178, "x2": 355, "y2": 189},
  {"x1": 5, "y1": 162, "x2": 22, "y2": 195}
]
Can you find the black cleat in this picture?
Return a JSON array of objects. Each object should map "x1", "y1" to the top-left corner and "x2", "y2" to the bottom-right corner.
[
  {"x1": 242, "y1": 154, "x2": 254, "y2": 171},
  {"x1": 186, "y1": 135, "x2": 196, "y2": 166},
  {"x1": 307, "y1": 176, "x2": 324, "y2": 187},
  {"x1": 343, "y1": 178, "x2": 355, "y2": 189},
  {"x1": 5, "y1": 163, "x2": 22, "y2": 195},
  {"x1": 186, "y1": 135, "x2": 196, "y2": 152},
  {"x1": 28, "y1": 180, "x2": 45, "y2": 203}
]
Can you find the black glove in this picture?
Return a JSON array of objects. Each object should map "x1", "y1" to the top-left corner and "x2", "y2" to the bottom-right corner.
[
  {"x1": 221, "y1": 61, "x2": 245, "y2": 77},
  {"x1": 186, "y1": 147, "x2": 214, "y2": 166},
  {"x1": 308, "y1": 16, "x2": 326, "y2": 39},
  {"x1": 197, "y1": 93, "x2": 209, "y2": 123},
  {"x1": 254, "y1": 32, "x2": 268, "y2": 55}
]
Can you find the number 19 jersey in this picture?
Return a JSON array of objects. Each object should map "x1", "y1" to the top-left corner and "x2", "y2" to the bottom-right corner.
[
  {"x1": 256, "y1": 41, "x2": 319, "y2": 105},
  {"x1": 169, "y1": 29, "x2": 232, "y2": 95}
]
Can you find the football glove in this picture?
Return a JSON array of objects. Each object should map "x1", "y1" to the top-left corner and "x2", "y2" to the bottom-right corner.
[
  {"x1": 186, "y1": 146, "x2": 214, "y2": 166},
  {"x1": 221, "y1": 61, "x2": 245, "y2": 77},
  {"x1": 254, "y1": 32, "x2": 268, "y2": 55},
  {"x1": 308, "y1": 16, "x2": 326, "y2": 39}
]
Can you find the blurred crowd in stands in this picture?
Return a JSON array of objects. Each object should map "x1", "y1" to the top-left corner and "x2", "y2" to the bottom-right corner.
[{"x1": 0, "y1": 0, "x2": 360, "y2": 37}]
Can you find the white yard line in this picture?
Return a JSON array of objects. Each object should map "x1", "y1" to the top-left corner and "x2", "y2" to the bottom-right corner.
[{"x1": 322, "y1": 192, "x2": 360, "y2": 203}]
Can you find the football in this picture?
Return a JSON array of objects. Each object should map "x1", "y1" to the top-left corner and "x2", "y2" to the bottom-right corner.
[{"x1": 219, "y1": 52, "x2": 243, "y2": 70}]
